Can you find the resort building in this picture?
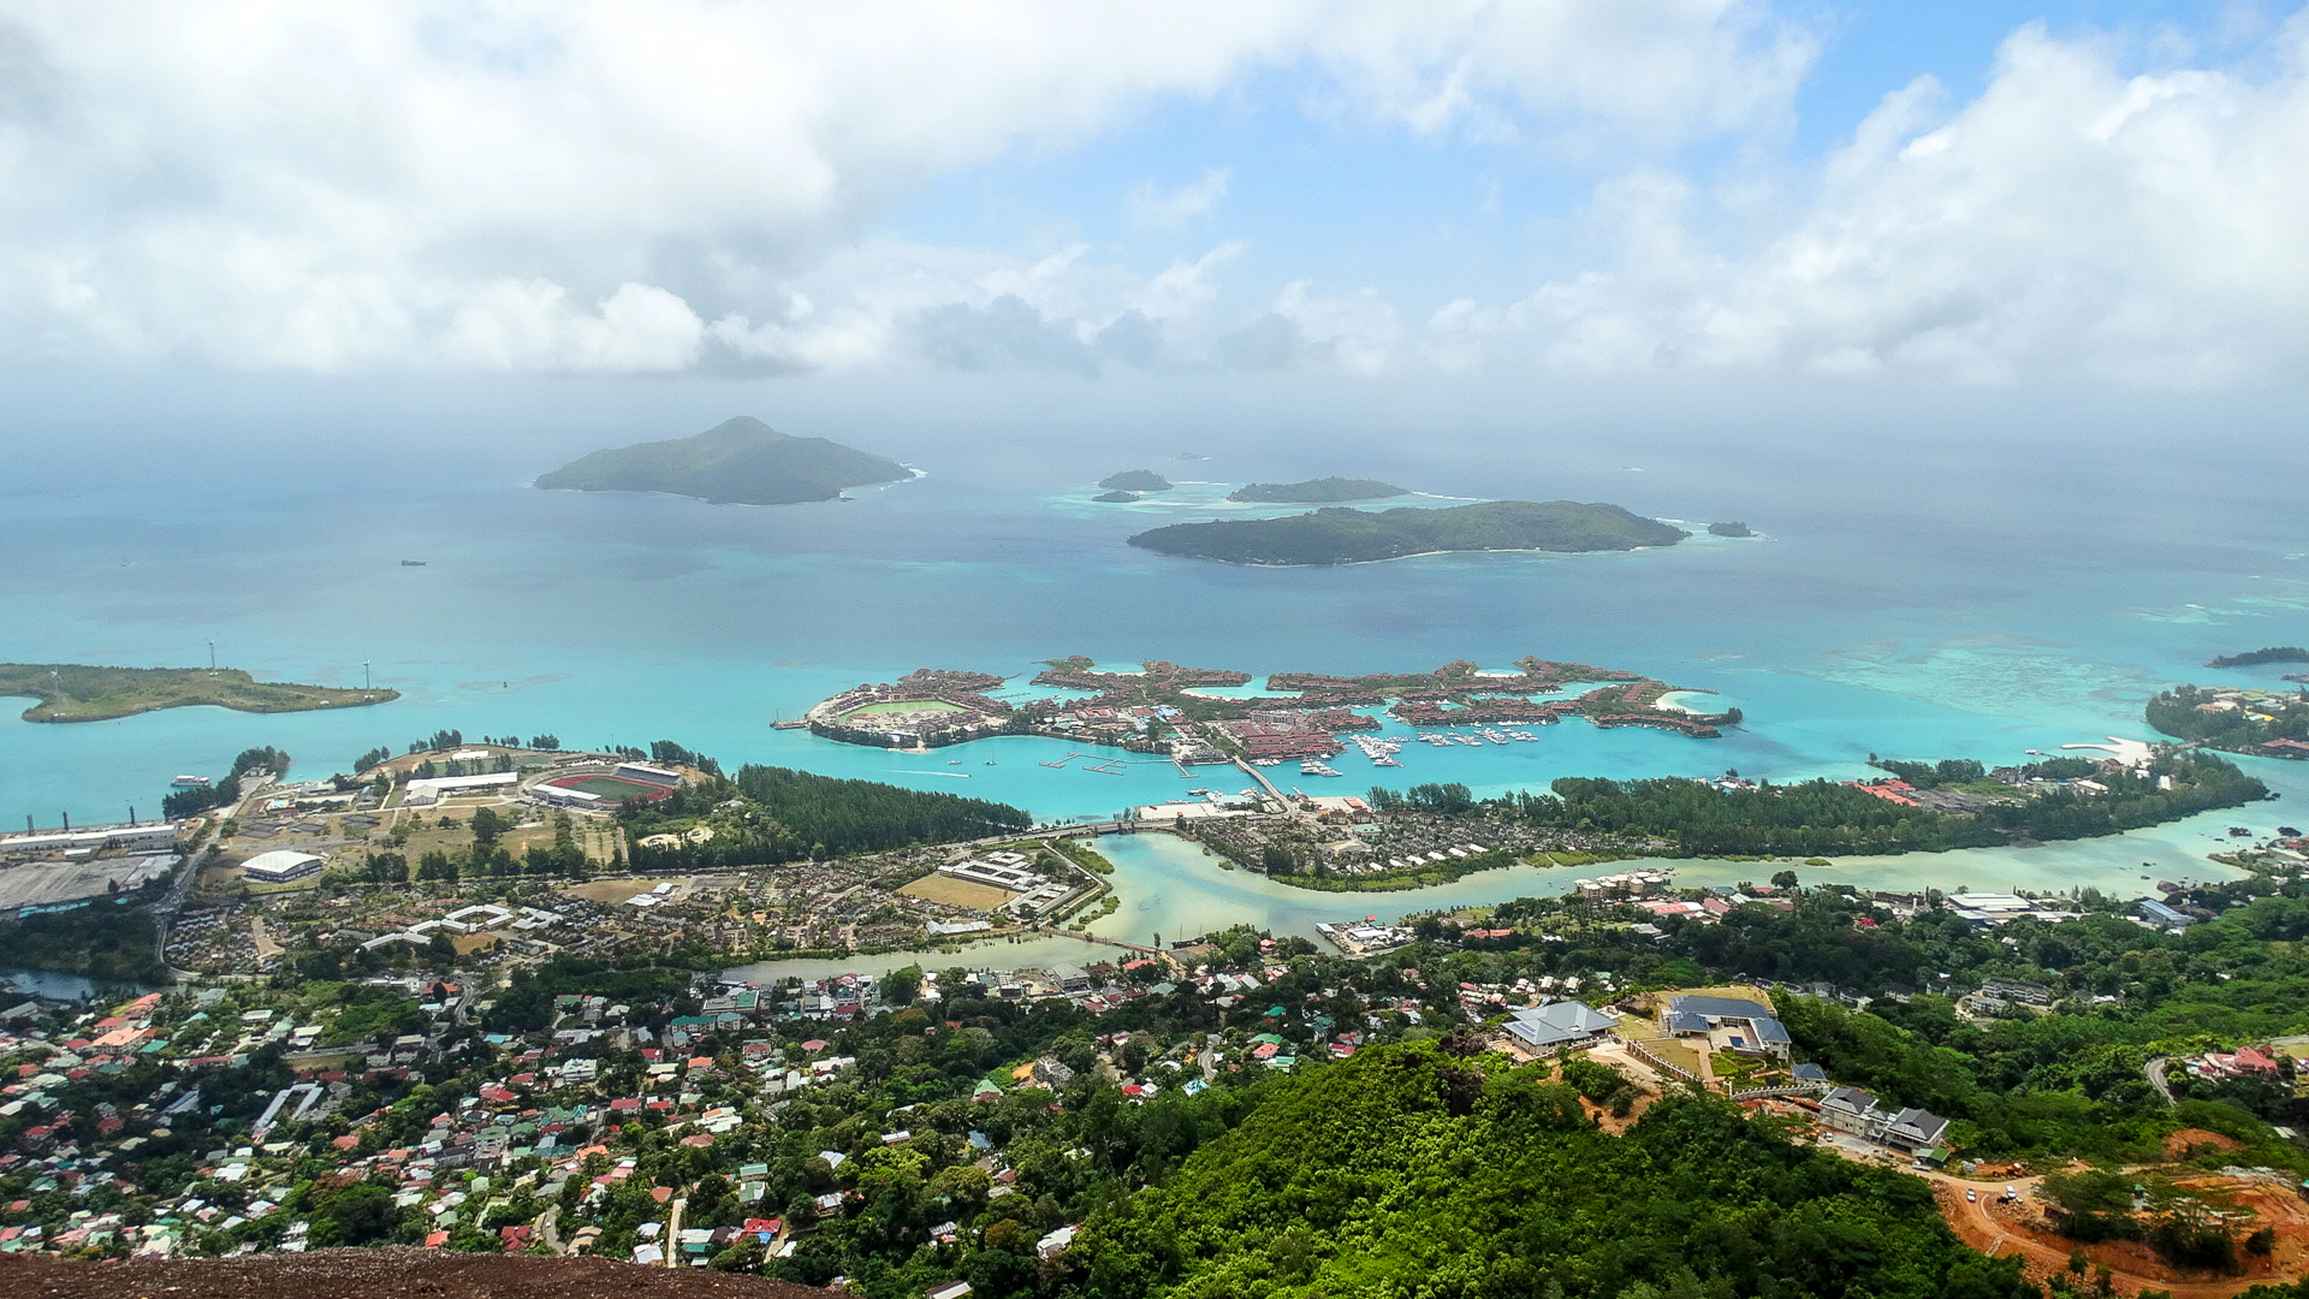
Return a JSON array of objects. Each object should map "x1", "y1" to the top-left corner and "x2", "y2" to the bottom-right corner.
[
  {"x1": 1502, "y1": 1000, "x2": 1616, "y2": 1054},
  {"x1": 1664, "y1": 994, "x2": 1791, "y2": 1059}
]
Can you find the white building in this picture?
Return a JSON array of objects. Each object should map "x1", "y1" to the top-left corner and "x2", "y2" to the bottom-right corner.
[{"x1": 240, "y1": 850, "x2": 325, "y2": 884}]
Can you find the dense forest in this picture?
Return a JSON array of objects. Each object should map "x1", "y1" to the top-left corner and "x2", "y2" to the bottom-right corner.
[
  {"x1": 0, "y1": 899, "x2": 168, "y2": 984},
  {"x1": 1499, "y1": 751, "x2": 2267, "y2": 856},
  {"x1": 1080, "y1": 1041, "x2": 2031, "y2": 1299},
  {"x1": 2208, "y1": 647, "x2": 2309, "y2": 668},
  {"x1": 1127, "y1": 499, "x2": 1690, "y2": 565},
  {"x1": 621, "y1": 764, "x2": 1032, "y2": 869},
  {"x1": 1224, "y1": 475, "x2": 1407, "y2": 503}
]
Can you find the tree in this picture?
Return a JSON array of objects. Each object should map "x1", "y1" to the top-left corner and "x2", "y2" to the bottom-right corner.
[
  {"x1": 878, "y1": 965, "x2": 923, "y2": 1008},
  {"x1": 1771, "y1": 869, "x2": 1799, "y2": 890},
  {"x1": 470, "y1": 806, "x2": 505, "y2": 846}
]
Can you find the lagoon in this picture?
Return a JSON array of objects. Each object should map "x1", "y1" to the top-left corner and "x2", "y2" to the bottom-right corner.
[{"x1": 3, "y1": 413, "x2": 2303, "y2": 980}]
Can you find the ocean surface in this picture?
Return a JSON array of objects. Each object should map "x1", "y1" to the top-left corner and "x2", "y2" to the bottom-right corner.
[{"x1": 3, "y1": 398, "x2": 2304, "y2": 965}]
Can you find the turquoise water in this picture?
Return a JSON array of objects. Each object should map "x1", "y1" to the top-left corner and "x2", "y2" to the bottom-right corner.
[{"x1": 3, "y1": 419, "x2": 2304, "y2": 964}]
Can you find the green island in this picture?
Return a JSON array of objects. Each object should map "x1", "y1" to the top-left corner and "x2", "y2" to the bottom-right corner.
[
  {"x1": 2210, "y1": 646, "x2": 2309, "y2": 668},
  {"x1": 1708, "y1": 520, "x2": 1755, "y2": 537},
  {"x1": 535, "y1": 415, "x2": 915, "y2": 505},
  {"x1": 2147, "y1": 683, "x2": 2309, "y2": 758},
  {"x1": 1090, "y1": 490, "x2": 1142, "y2": 502},
  {"x1": 1224, "y1": 475, "x2": 1407, "y2": 503},
  {"x1": 0, "y1": 663, "x2": 396, "y2": 723},
  {"x1": 1126, "y1": 499, "x2": 1689, "y2": 565},
  {"x1": 1097, "y1": 469, "x2": 1172, "y2": 492}
]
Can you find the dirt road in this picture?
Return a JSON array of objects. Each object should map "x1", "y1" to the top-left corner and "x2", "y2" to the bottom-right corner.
[{"x1": 1919, "y1": 1170, "x2": 2289, "y2": 1298}]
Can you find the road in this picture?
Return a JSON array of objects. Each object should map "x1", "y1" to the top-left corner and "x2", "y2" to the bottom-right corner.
[
  {"x1": 2146, "y1": 1055, "x2": 2177, "y2": 1106},
  {"x1": 664, "y1": 1195, "x2": 686, "y2": 1268}
]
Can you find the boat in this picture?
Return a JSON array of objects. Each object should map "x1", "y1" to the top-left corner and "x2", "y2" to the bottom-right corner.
[
  {"x1": 400, "y1": 560, "x2": 427, "y2": 567},
  {"x1": 170, "y1": 774, "x2": 210, "y2": 789},
  {"x1": 1186, "y1": 787, "x2": 1210, "y2": 796},
  {"x1": 947, "y1": 759, "x2": 962, "y2": 765}
]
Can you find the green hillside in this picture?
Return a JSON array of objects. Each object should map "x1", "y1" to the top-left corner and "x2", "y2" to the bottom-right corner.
[
  {"x1": 1128, "y1": 500, "x2": 1689, "y2": 565},
  {"x1": 536, "y1": 416, "x2": 914, "y2": 505},
  {"x1": 1226, "y1": 475, "x2": 1408, "y2": 503},
  {"x1": 1100, "y1": 469, "x2": 1173, "y2": 492},
  {"x1": 1077, "y1": 1041, "x2": 2028, "y2": 1298}
]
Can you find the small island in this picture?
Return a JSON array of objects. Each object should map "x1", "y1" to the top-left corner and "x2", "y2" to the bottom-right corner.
[
  {"x1": 535, "y1": 416, "x2": 914, "y2": 505},
  {"x1": 2147, "y1": 683, "x2": 2309, "y2": 758},
  {"x1": 2208, "y1": 646, "x2": 2309, "y2": 668},
  {"x1": 1099, "y1": 469, "x2": 1173, "y2": 492},
  {"x1": 0, "y1": 664, "x2": 398, "y2": 723},
  {"x1": 1127, "y1": 500, "x2": 1689, "y2": 566},
  {"x1": 1226, "y1": 476, "x2": 1408, "y2": 504},
  {"x1": 1707, "y1": 521, "x2": 1754, "y2": 538}
]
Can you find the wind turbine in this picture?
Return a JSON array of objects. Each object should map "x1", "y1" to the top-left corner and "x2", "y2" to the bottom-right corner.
[
  {"x1": 206, "y1": 639, "x2": 217, "y2": 673},
  {"x1": 363, "y1": 659, "x2": 372, "y2": 691}
]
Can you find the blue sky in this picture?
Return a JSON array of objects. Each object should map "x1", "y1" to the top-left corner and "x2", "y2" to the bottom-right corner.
[{"x1": 1, "y1": 1, "x2": 2305, "y2": 390}]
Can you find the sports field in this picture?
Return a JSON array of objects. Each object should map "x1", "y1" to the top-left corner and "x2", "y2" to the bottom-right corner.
[
  {"x1": 843, "y1": 698, "x2": 969, "y2": 718},
  {"x1": 547, "y1": 775, "x2": 670, "y2": 801}
]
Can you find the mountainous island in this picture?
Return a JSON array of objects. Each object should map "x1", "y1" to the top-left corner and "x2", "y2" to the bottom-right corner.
[
  {"x1": 1708, "y1": 521, "x2": 1754, "y2": 537},
  {"x1": 0, "y1": 663, "x2": 396, "y2": 723},
  {"x1": 535, "y1": 416, "x2": 914, "y2": 505},
  {"x1": 1098, "y1": 469, "x2": 1172, "y2": 492},
  {"x1": 1226, "y1": 475, "x2": 1408, "y2": 503},
  {"x1": 1128, "y1": 499, "x2": 1690, "y2": 565}
]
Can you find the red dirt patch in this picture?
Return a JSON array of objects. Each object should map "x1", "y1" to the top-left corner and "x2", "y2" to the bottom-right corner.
[{"x1": 2162, "y1": 1127, "x2": 2247, "y2": 1158}]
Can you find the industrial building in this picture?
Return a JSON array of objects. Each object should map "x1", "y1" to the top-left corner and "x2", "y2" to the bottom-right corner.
[
  {"x1": 0, "y1": 820, "x2": 183, "y2": 859},
  {"x1": 240, "y1": 850, "x2": 325, "y2": 884},
  {"x1": 401, "y1": 772, "x2": 520, "y2": 806}
]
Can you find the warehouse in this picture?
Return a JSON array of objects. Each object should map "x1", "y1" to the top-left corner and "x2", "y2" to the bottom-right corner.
[{"x1": 240, "y1": 850, "x2": 325, "y2": 884}]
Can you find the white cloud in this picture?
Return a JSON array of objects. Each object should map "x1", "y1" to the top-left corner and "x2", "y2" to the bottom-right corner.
[
  {"x1": 1418, "y1": 17, "x2": 2309, "y2": 385},
  {"x1": 0, "y1": 0, "x2": 1812, "y2": 372},
  {"x1": 1127, "y1": 168, "x2": 1232, "y2": 229}
]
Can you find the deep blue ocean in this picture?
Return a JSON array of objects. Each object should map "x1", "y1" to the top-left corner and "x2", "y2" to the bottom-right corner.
[{"x1": 3, "y1": 379, "x2": 2305, "y2": 953}]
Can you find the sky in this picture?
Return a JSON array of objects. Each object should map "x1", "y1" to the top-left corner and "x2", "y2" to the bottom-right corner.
[{"x1": 3, "y1": 1, "x2": 2309, "y2": 399}]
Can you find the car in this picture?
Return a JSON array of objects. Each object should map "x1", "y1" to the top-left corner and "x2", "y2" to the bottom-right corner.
[
  {"x1": 2004, "y1": 1185, "x2": 2017, "y2": 1200},
  {"x1": 1966, "y1": 1189, "x2": 1977, "y2": 1202}
]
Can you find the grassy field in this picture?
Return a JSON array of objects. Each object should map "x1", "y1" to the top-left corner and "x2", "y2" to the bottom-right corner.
[
  {"x1": 549, "y1": 775, "x2": 665, "y2": 800},
  {"x1": 897, "y1": 873, "x2": 1017, "y2": 909},
  {"x1": 0, "y1": 663, "x2": 398, "y2": 722}
]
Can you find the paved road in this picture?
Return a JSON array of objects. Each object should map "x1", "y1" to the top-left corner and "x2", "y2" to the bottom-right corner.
[{"x1": 2146, "y1": 1055, "x2": 2177, "y2": 1106}]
